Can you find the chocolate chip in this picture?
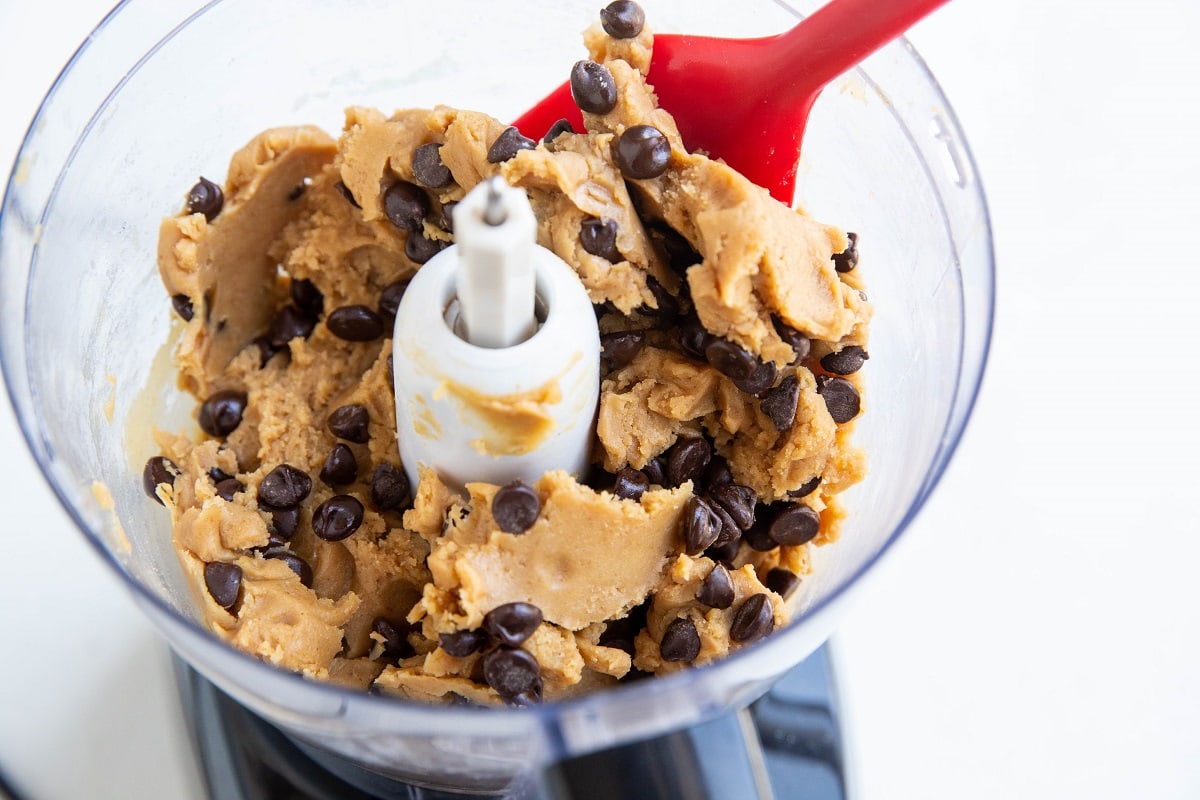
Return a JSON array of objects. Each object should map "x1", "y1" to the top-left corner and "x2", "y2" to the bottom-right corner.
[
  {"x1": 439, "y1": 628, "x2": 490, "y2": 658},
  {"x1": 543, "y1": 118, "x2": 575, "y2": 144},
  {"x1": 412, "y1": 142, "x2": 453, "y2": 189},
  {"x1": 642, "y1": 457, "x2": 666, "y2": 486},
  {"x1": 665, "y1": 437, "x2": 711, "y2": 488},
  {"x1": 580, "y1": 217, "x2": 621, "y2": 262},
  {"x1": 373, "y1": 617, "x2": 415, "y2": 660},
  {"x1": 439, "y1": 201, "x2": 458, "y2": 233},
  {"x1": 312, "y1": 495, "x2": 365, "y2": 541},
  {"x1": 171, "y1": 294, "x2": 194, "y2": 322},
  {"x1": 790, "y1": 476, "x2": 820, "y2": 499},
  {"x1": 252, "y1": 335, "x2": 279, "y2": 367},
  {"x1": 370, "y1": 462, "x2": 412, "y2": 511},
  {"x1": 263, "y1": 547, "x2": 313, "y2": 588},
  {"x1": 257, "y1": 464, "x2": 312, "y2": 509},
  {"x1": 760, "y1": 374, "x2": 800, "y2": 432},
  {"x1": 613, "y1": 125, "x2": 671, "y2": 180},
  {"x1": 186, "y1": 177, "x2": 223, "y2": 222},
  {"x1": 483, "y1": 647, "x2": 543, "y2": 705},
  {"x1": 290, "y1": 279, "x2": 324, "y2": 317},
  {"x1": 766, "y1": 568, "x2": 801, "y2": 599},
  {"x1": 772, "y1": 318, "x2": 812, "y2": 363},
  {"x1": 705, "y1": 539, "x2": 741, "y2": 566},
  {"x1": 484, "y1": 602, "x2": 543, "y2": 647},
  {"x1": 319, "y1": 444, "x2": 358, "y2": 486},
  {"x1": 641, "y1": 275, "x2": 679, "y2": 318},
  {"x1": 405, "y1": 231, "x2": 448, "y2": 265},
  {"x1": 600, "y1": 0, "x2": 645, "y2": 38},
  {"x1": 743, "y1": 517, "x2": 779, "y2": 552},
  {"x1": 708, "y1": 501, "x2": 741, "y2": 548},
  {"x1": 768, "y1": 503, "x2": 821, "y2": 546},
  {"x1": 613, "y1": 467, "x2": 649, "y2": 501},
  {"x1": 198, "y1": 390, "x2": 246, "y2": 437},
  {"x1": 733, "y1": 359, "x2": 778, "y2": 396},
  {"x1": 487, "y1": 127, "x2": 537, "y2": 163},
  {"x1": 647, "y1": 222, "x2": 701, "y2": 273},
  {"x1": 215, "y1": 478, "x2": 244, "y2": 501},
  {"x1": 208, "y1": 467, "x2": 233, "y2": 482},
  {"x1": 697, "y1": 564, "x2": 735, "y2": 609},
  {"x1": 705, "y1": 338, "x2": 757, "y2": 381},
  {"x1": 816, "y1": 375, "x2": 861, "y2": 423},
  {"x1": 681, "y1": 496, "x2": 722, "y2": 555},
  {"x1": 660, "y1": 616, "x2": 701, "y2": 662},
  {"x1": 492, "y1": 481, "x2": 541, "y2": 533},
  {"x1": 832, "y1": 232, "x2": 859, "y2": 272},
  {"x1": 730, "y1": 593, "x2": 774, "y2": 643},
  {"x1": 378, "y1": 280, "x2": 409, "y2": 325},
  {"x1": 142, "y1": 456, "x2": 179, "y2": 505},
  {"x1": 327, "y1": 404, "x2": 369, "y2": 443},
  {"x1": 820, "y1": 345, "x2": 869, "y2": 375},
  {"x1": 600, "y1": 330, "x2": 644, "y2": 370},
  {"x1": 677, "y1": 318, "x2": 713, "y2": 361},
  {"x1": 267, "y1": 505, "x2": 300, "y2": 540},
  {"x1": 386, "y1": 354, "x2": 395, "y2": 387},
  {"x1": 326, "y1": 305, "x2": 384, "y2": 342},
  {"x1": 570, "y1": 60, "x2": 618, "y2": 115},
  {"x1": 203, "y1": 562, "x2": 242, "y2": 610},
  {"x1": 704, "y1": 455, "x2": 732, "y2": 490},
  {"x1": 710, "y1": 484, "x2": 757, "y2": 531},
  {"x1": 267, "y1": 305, "x2": 316, "y2": 348},
  {"x1": 381, "y1": 181, "x2": 431, "y2": 231},
  {"x1": 335, "y1": 180, "x2": 362, "y2": 209},
  {"x1": 599, "y1": 601, "x2": 649, "y2": 655}
]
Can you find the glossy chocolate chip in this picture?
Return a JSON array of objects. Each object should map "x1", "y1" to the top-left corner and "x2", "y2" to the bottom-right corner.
[
  {"x1": 730, "y1": 593, "x2": 774, "y2": 643},
  {"x1": 660, "y1": 616, "x2": 701, "y2": 662},
  {"x1": 290, "y1": 279, "x2": 324, "y2": 317},
  {"x1": 790, "y1": 476, "x2": 821, "y2": 499},
  {"x1": 319, "y1": 444, "x2": 358, "y2": 486},
  {"x1": 326, "y1": 305, "x2": 384, "y2": 341},
  {"x1": 373, "y1": 617, "x2": 415, "y2": 660},
  {"x1": 335, "y1": 180, "x2": 362, "y2": 209},
  {"x1": 705, "y1": 537, "x2": 741, "y2": 564},
  {"x1": 253, "y1": 335, "x2": 280, "y2": 367},
  {"x1": 697, "y1": 564, "x2": 735, "y2": 609},
  {"x1": 705, "y1": 338, "x2": 757, "y2": 381},
  {"x1": 641, "y1": 457, "x2": 666, "y2": 487},
  {"x1": 600, "y1": 330, "x2": 644, "y2": 370},
  {"x1": 743, "y1": 517, "x2": 779, "y2": 552},
  {"x1": 186, "y1": 177, "x2": 223, "y2": 222},
  {"x1": 198, "y1": 390, "x2": 247, "y2": 437},
  {"x1": 768, "y1": 503, "x2": 821, "y2": 546},
  {"x1": 203, "y1": 562, "x2": 242, "y2": 610},
  {"x1": 267, "y1": 505, "x2": 300, "y2": 541},
  {"x1": 370, "y1": 463, "x2": 412, "y2": 511},
  {"x1": 484, "y1": 602, "x2": 544, "y2": 647},
  {"x1": 710, "y1": 484, "x2": 757, "y2": 531},
  {"x1": 263, "y1": 547, "x2": 313, "y2": 588},
  {"x1": 327, "y1": 404, "x2": 369, "y2": 443},
  {"x1": 439, "y1": 201, "x2": 458, "y2": 233},
  {"x1": 665, "y1": 437, "x2": 711, "y2": 488},
  {"x1": 378, "y1": 280, "x2": 409, "y2": 325},
  {"x1": 405, "y1": 231, "x2": 447, "y2": 265},
  {"x1": 209, "y1": 467, "x2": 233, "y2": 483},
  {"x1": 613, "y1": 125, "x2": 671, "y2": 179},
  {"x1": 487, "y1": 127, "x2": 537, "y2": 163},
  {"x1": 483, "y1": 647, "x2": 543, "y2": 705},
  {"x1": 641, "y1": 275, "x2": 680, "y2": 319},
  {"x1": 647, "y1": 221, "x2": 701, "y2": 272},
  {"x1": 681, "y1": 496, "x2": 722, "y2": 555},
  {"x1": 312, "y1": 495, "x2": 365, "y2": 541},
  {"x1": 142, "y1": 456, "x2": 179, "y2": 505},
  {"x1": 816, "y1": 375, "x2": 861, "y2": 423},
  {"x1": 703, "y1": 455, "x2": 732, "y2": 490},
  {"x1": 171, "y1": 294, "x2": 194, "y2": 321},
  {"x1": 214, "y1": 477, "x2": 244, "y2": 501},
  {"x1": 820, "y1": 345, "x2": 869, "y2": 375},
  {"x1": 570, "y1": 60, "x2": 618, "y2": 114},
  {"x1": 760, "y1": 374, "x2": 800, "y2": 432},
  {"x1": 832, "y1": 232, "x2": 859, "y2": 272},
  {"x1": 733, "y1": 359, "x2": 778, "y2": 396},
  {"x1": 612, "y1": 467, "x2": 649, "y2": 501},
  {"x1": 257, "y1": 464, "x2": 312, "y2": 509},
  {"x1": 383, "y1": 181, "x2": 430, "y2": 231},
  {"x1": 708, "y1": 501, "x2": 741, "y2": 548},
  {"x1": 600, "y1": 0, "x2": 645, "y2": 38},
  {"x1": 580, "y1": 217, "x2": 621, "y2": 262},
  {"x1": 677, "y1": 318, "x2": 713, "y2": 361},
  {"x1": 412, "y1": 142, "x2": 453, "y2": 189},
  {"x1": 543, "y1": 118, "x2": 575, "y2": 144},
  {"x1": 439, "y1": 628, "x2": 490, "y2": 658},
  {"x1": 772, "y1": 318, "x2": 812, "y2": 363},
  {"x1": 766, "y1": 568, "x2": 801, "y2": 599},
  {"x1": 492, "y1": 481, "x2": 541, "y2": 533},
  {"x1": 267, "y1": 305, "x2": 316, "y2": 348}
]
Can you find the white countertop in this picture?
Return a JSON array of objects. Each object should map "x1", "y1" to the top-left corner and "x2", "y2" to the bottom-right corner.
[{"x1": 2, "y1": 1, "x2": 1199, "y2": 798}]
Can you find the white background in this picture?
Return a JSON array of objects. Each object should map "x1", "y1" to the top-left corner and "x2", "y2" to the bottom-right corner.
[{"x1": 2, "y1": 1, "x2": 1198, "y2": 798}]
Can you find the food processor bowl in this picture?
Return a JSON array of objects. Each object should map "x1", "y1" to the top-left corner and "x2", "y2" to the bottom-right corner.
[{"x1": 0, "y1": 0, "x2": 993, "y2": 793}]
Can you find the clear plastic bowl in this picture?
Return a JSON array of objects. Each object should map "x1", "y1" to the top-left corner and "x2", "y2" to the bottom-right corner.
[{"x1": 0, "y1": 0, "x2": 993, "y2": 793}]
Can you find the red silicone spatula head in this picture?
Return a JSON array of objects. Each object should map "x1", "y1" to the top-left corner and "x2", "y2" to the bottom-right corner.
[{"x1": 512, "y1": 0, "x2": 949, "y2": 203}]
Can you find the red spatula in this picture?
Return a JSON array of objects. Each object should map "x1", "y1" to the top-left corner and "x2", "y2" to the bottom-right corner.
[{"x1": 512, "y1": 0, "x2": 949, "y2": 203}]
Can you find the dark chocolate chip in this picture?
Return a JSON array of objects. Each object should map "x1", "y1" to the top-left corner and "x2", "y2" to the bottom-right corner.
[
  {"x1": 733, "y1": 359, "x2": 778, "y2": 396},
  {"x1": 768, "y1": 503, "x2": 821, "y2": 546},
  {"x1": 816, "y1": 376, "x2": 861, "y2": 423},
  {"x1": 772, "y1": 318, "x2": 812, "y2": 363},
  {"x1": 491, "y1": 481, "x2": 541, "y2": 533},
  {"x1": 439, "y1": 628, "x2": 491, "y2": 658},
  {"x1": 327, "y1": 404, "x2": 370, "y2": 443},
  {"x1": 660, "y1": 616, "x2": 701, "y2": 662},
  {"x1": 319, "y1": 444, "x2": 358, "y2": 486},
  {"x1": 600, "y1": 0, "x2": 646, "y2": 38},
  {"x1": 647, "y1": 222, "x2": 701, "y2": 272},
  {"x1": 570, "y1": 60, "x2": 618, "y2": 115},
  {"x1": 766, "y1": 568, "x2": 801, "y2": 599},
  {"x1": 312, "y1": 495, "x2": 365, "y2": 541},
  {"x1": 198, "y1": 390, "x2": 247, "y2": 437},
  {"x1": 790, "y1": 476, "x2": 821, "y2": 499},
  {"x1": 378, "y1": 280, "x2": 409, "y2": 325},
  {"x1": 253, "y1": 335, "x2": 280, "y2": 367},
  {"x1": 214, "y1": 477, "x2": 244, "y2": 501},
  {"x1": 484, "y1": 602, "x2": 544, "y2": 647},
  {"x1": 706, "y1": 538, "x2": 741, "y2": 564},
  {"x1": 208, "y1": 467, "x2": 233, "y2": 483},
  {"x1": 760, "y1": 374, "x2": 801, "y2": 432},
  {"x1": 730, "y1": 593, "x2": 774, "y2": 643},
  {"x1": 267, "y1": 505, "x2": 300, "y2": 541},
  {"x1": 641, "y1": 275, "x2": 679, "y2": 318},
  {"x1": 290, "y1": 278, "x2": 324, "y2": 317},
  {"x1": 743, "y1": 517, "x2": 779, "y2": 552},
  {"x1": 257, "y1": 464, "x2": 312, "y2": 509},
  {"x1": 832, "y1": 232, "x2": 859, "y2": 273},
  {"x1": 703, "y1": 455, "x2": 732, "y2": 490},
  {"x1": 613, "y1": 125, "x2": 671, "y2": 180},
  {"x1": 335, "y1": 180, "x2": 361, "y2": 209},
  {"x1": 267, "y1": 305, "x2": 316, "y2": 348},
  {"x1": 820, "y1": 345, "x2": 869, "y2": 375},
  {"x1": 203, "y1": 562, "x2": 242, "y2": 610},
  {"x1": 580, "y1": 216, "x2": 621, "y2": 262},
  {"x1": 263, "y1": 547, "x2": 313, "y2": 587},
  {"x1": 599, "y1": 601, "x2": 649, "y2": 656},
  {"x1": 612, "y1": 467, "x2": 649, "y2": 501},
  {"x1": 642, "y1": 458, "x2": 666, "y2": 486},
  {"x1": 373, "y1": 617, "x2": 415, "y2": 660},
  {"x1": 171, "y1": 294, "x2": 194, "y2": 322},
  {"x1": 483, "y1": 647, "x2": 543, "y2": 705},
  {"x1": 677, "y1": 318, "x2": 713, "y2": 361},
  {"x1": 708, "y1": 501, "x2": 741, "y2": 548},
  {"x1": 543, "y1": 118, "x2": 575, "y2": 144},
  {"x1": 383, "y1": 181, "x2": 431, "y2": 231},
  {"x1": 186, "y1": 177, "x2": 224, "y2": 222},
  {"x1": 681, "y1": 496, "x2": 722, "y2": 555},
  {"x1": 370, "y1": 462, "x2": 411, "y2": 511},
  {"x1": 487, "y1": 127, "x2": 537, "y2": 163},
  {"x1": 326, "y1": 305, "x2": 384, "y2": 341},
  {"x1": 439, "y1": 201, "x2": 458, "y2": 233},
  {"x1": 600, "y1": 330, "x2": 645, "y2": 370},
  {"x1": 665, "y1": 437, "x2": 711, "y2": 488},
  {"x1": 697, "y1": 564, "x2": 735, "y2": 609},
  {"x1": 404, "y1": 231, "x2": 448, "y2": 265},
  {"x1": 142, "y1": 456, "x2": 179, "y2": 505},
  {"x1": 710, "y1": 484, "x2": 757, "y2": 531},
  {"x1": 412, "y1": 142, "x2": 453, "y2": 189},
  {"x1": 705, "y1": 339, "x2": 757, "y2": 381}
]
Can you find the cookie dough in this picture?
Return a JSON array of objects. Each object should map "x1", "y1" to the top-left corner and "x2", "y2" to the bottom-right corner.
[{"x1": 146, "y1": 5, "x2": 869, "y2": 705}]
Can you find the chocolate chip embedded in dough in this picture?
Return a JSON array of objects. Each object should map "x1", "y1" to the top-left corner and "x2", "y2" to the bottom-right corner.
[
  {"x1": 491, "y1": 481, "x2": 541, "y2": 533},
  {"x1": 327, "y1": 404, "x2": 369, "y2": 443},
  {"x1": 580, "y1": 216, "x2": 622, "y2": 262},
  {"x1": 198, "y1": 390, "x2": 247, "y2": 437},
  {"x1": 484, "y1": 602, "x2": 544, "y2": 647},
  {"x1": 660, "y1": 616, "x2": 701, "y2": 663},
  {"x1": 766, "y1": 568, "x2": 801, "y2": 599},
  {"x1": 600, "y1": 0, "x2": 645, "y2": 38},
  {"x1": 412, "y1": 142, "x2": 454, "y2": 189},
  {"x1": 326, "y1": 305, "x2": 385, "y2": 342},
  {"x1": 383, "y1": 181, "x2": 431, "y2": 231},
  {"x1": 681, "y1": 496, "x2": 722, "y2": 555},
  {"x1": 733, "y1": 359, "x2": 778, "y2": 396},
  {"x1": 266, "y1": 305, "x2": 316, "y2": 349},
  {"x1": 267, "y1": 505, "x2": 300, "y2": 541},
  {"x1": 142, "y1": 456, "x2": 179, "y2": 505},
  {"x1": 760, "y1": 374, "x2": 801, "y2": 432},
  {"x1": 404, "y1": 231, "x2": 448, "y2": 265},
  {"x1": 290, "y1": 278, "x2": 324, "y2": 317},
  {"x1": 815, "y1": 375, "x2": 861, "y2": 423},
  {"x1": 705, "y1": 338, "x2": 757, "y2": 381},
  {"x1": 377, "y1": 280, "x2": 409, "y2": 327},
  {"x1": 257, "y1": 464, "x2": 312, "y2": 509},
  {"x1": 641, "y1": 275, "x2": 680, "y2": 319},
  {"x1": 373, "y1": 617, "x2": 415, "y2": 660},
  {"x1": 543, "y1": 118, "x2": 576, "y2": 145},
  {"x1": 170, "y1": 294, "x2": 194, "y2": 322},
  {"x1": 710, "y1": 483, "x2": 757, "y2": 531},
  {"x1": 613, "y1": 125, "x2": 671, "y2": 180},
  {"x1": 312, "y1": 495, "x2": 365, "y2": 542},
  {"x1": 789, "y1": 475, "x2": 821, "y2": 499},
  {"x1": 743, "y1": 517, "x2": 779, "y2": 552},
  {"x1": 214, "y1": 478, "x2": 244, "y2": 501},
  {"x1": 439, "y1": 628, "x2": 490, "y2": 658},
  {"x1": 677, "y1": 318, "x2": 713, "y2": 362},
  {"x1": 646, "y1": 221, "x2": 701, "y2": 273},
  {"x1": 335, "y1": 180, "x2": 362, "y2": 209},
  {"x1": 263, "y1": 547, "x2": 313, "y2": 588},
  {"x1": 641, "y1": 457, "x2": 666, "y2": 487},
  {"x1": 703, "y1": 455, "x2": 732, "y2": 491},
  {"x1": 832, "y1": 231, "x2": 859, "y2": 273},
  {"x1": 705, "y1": 536, "x2": 740, "y2": 564},
  {"x1": 768, "y1": 503, "x2": 821, "y2": 546},
  {"x1": 208, "y1": 467, "x2": 233, "y2": 483},
  {"x1": 439, "y1": 201, "x2": 458, "y2": 233},
  {"x1": 487, "y1": 127, "x2": 537, "y2": 164},
  {"x1": 665, "y1": 436, "x2": 712, "y2": 488},
  {"x1": 483, "y1": 647, "x2": 544, "y2": 705},
  {"x1": 319, "y1": 444, "x2": 358, "y2": 487},
  {"x1": 612, "y1": 467, "x2": 649, "y2": 501},
  {"x1": 730, "y1": 593, "x2": 775, "y2": 643},
  {"x1": 570, "y1": 59, "x2": 618, "y2": 115},
  {"x1": 697, "y1": 564, "x2": 735, "y2": 609},
  {"x1": 772, "y1": 317, "x2": 812, "y2": 363},
  {"x1": 820, "y1": 345, "x2": 869, "y2": 376},
  {"x1": 370, "y1": 462, "x2": 412, "y2": 511},
  {"x1": 186, "y1": 177, "x2": 223, "y2": 222},
  {"x1": 600, "y1": 330, "x2": 645, "y2": 370},
  {"x1": 203, "y1": 562, "x2": 242, "y2": 611}
]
